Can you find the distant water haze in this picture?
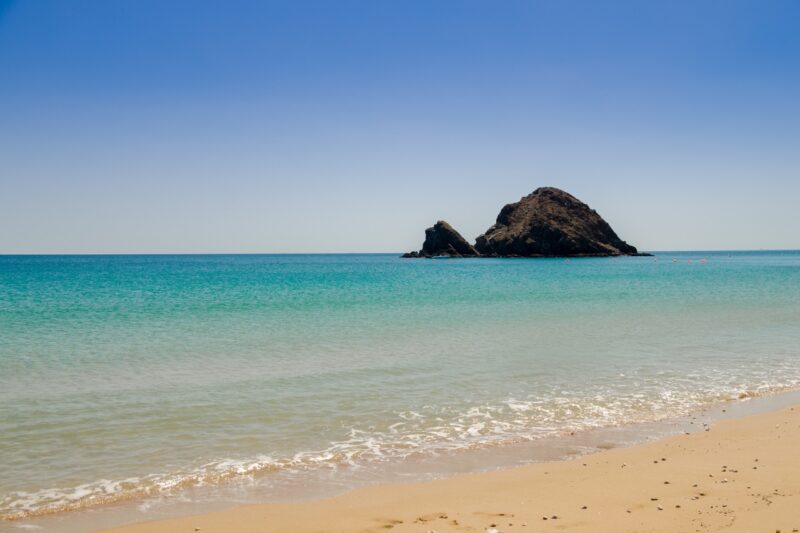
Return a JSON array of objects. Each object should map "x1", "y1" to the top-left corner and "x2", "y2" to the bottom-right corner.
[{"x1": 1, "y1": 252, "x2": 799, "y2": 523}]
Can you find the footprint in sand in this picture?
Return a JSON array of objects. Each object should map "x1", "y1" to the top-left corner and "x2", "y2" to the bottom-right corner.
[
  {"x1": 377, "y1": 518, "x2": 403, "y2": 529},
  {"x1": 414, "y1": 512, "x2": 448, "y2": 523}
]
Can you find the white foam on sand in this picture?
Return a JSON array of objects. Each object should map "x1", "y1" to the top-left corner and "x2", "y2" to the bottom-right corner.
[{"x1": 5, "y1": 377, "x2": 800, "y2": 522}]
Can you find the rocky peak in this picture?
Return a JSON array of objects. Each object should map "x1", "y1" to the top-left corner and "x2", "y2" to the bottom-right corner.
[
  {"x1": 474, "y1": 187, "x2": 641, "y2": 257},
  {"x1": 402, "y1": 220, "x2": 479, "y2": 258}
]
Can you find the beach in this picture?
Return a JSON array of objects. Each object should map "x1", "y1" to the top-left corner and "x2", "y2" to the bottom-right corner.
[
  {"x1": 2, "y1": 253, "x2": 799, "y2": 530},
  {"x1": 100, "y1": 403, "x2": 800, "y2": 532},
  {"x1": 4, "y1": 1, "x2": 799, "y2": 530}
]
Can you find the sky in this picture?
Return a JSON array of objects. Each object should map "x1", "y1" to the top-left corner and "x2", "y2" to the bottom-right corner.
[{"x1": 0, "y1": 0, "x2": 798, "y2": 253}]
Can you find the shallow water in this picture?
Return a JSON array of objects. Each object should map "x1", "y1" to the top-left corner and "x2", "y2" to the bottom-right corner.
[{"x1": 1, "y1": 252, "x2": 799, "y2": 525}]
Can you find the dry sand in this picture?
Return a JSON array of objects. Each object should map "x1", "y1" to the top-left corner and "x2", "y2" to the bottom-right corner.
[{"x1": 101, "y1": 405, "x2": 800, "y2": 533}]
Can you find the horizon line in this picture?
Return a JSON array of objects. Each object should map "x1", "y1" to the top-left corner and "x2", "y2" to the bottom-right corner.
[{"x1": 2, "y1": 249, "x2": 799, "y2": 257}]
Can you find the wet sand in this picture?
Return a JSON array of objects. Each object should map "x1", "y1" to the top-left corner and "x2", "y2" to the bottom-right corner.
[{"x1": 98, "y1": 404, "x2": 800, "y2": 532}]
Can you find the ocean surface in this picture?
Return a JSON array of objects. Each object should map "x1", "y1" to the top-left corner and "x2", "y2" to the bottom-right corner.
[{"x1": 2, "y1": 252, "x2": 800, "y2": 527}]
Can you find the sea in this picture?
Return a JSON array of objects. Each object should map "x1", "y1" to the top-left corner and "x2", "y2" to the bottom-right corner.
[{"x1": 1, "y1": 251, "x2": 799, "y2": 531}]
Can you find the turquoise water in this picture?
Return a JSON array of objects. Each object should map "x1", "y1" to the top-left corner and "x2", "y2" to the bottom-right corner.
[{"x1": 1, "y1": 252, "x2": 800, "y2": 522}]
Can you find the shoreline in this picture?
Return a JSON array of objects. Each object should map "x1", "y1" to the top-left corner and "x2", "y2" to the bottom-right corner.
[
  {"x1": 96, "y1": 402, "x2": 800, "y2": 532},
  {"x1": 5, "y1": 251, "x2": 799, "y2": 532},
  {"x1": 8, "y1": 389, "x2": 800, "y2": 532}
]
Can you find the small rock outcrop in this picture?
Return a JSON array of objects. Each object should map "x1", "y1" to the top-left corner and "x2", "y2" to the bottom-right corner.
[
  {"x1": 402, "y1": 220, "x2": 479, "y2": 258},
  {"x1": 474, "y1": 187, "x2": 642, "y2": 257}
]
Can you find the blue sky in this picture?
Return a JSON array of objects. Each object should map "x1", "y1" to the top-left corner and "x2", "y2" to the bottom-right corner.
[{"x1": 1, "y1": 0, "x2": 798, "y2": 253}]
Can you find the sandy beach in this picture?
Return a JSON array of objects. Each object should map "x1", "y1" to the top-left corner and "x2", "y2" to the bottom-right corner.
[{"x1": 98, "y1": 404, "x2": 800, "y2": 533}]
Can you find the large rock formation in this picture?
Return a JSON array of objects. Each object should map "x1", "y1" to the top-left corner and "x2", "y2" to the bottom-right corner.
[
  {"x1": 474, "y1": 187, "x2": 642, "y2": 256},
  {"x1": 402, "y1": 220, "x2": 479, "y2": 258}
]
